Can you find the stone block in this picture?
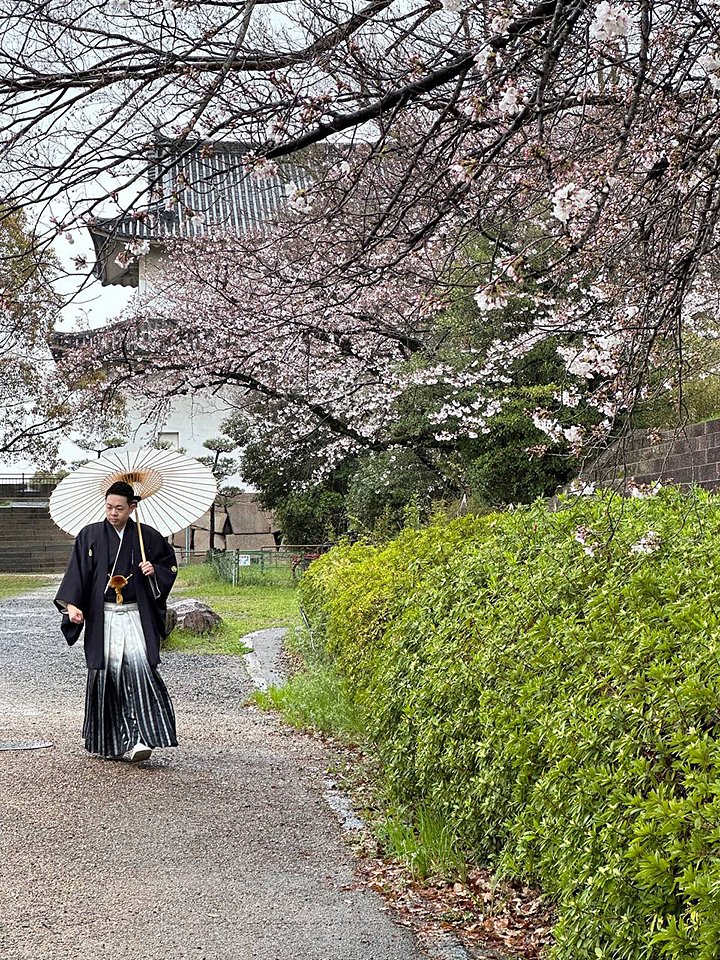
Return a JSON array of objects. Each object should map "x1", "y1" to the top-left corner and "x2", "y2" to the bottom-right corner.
[
  {"x1": 687, "y1": 434, "x2": 708, "y2": 452},
  {"x1": 638, "y1": 452, "x2": 696, "y2": 477},
  {"x1": 167, "y1": 598, "x2": 222, "y2": 634},
  {"x1": 165, "y1": 606, "x2": 178, "y2": 639},
  {"x1": 697, "y1": 462, "x2": 720, "y2": 482},
  {"x1": 225, "y1": 533, "x2": 277, "y2": 551},
  {"x1": 199, "y1": 531, "x2": 225, "y2": 552}
]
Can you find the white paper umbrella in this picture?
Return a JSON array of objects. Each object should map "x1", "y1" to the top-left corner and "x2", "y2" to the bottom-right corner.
[{"x1": 49, "y1": 448, "x2": 218, "y2": 539}]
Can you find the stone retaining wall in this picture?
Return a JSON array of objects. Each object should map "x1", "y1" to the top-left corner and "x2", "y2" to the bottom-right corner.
[
  {"x1": 588, "y1": 419, "x2": 720, "y2": 489},
  {"x1": 169, "y1": 491, "x2": 278, "y2": 555},
  {"x1": 0, "y1": 506, "x2": 73, "y2": 573}
]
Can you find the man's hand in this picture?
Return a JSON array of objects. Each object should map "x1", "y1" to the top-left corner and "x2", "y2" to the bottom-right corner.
[
  {"x1": 67, "y1": 604, "x2": 84, "y2": 624},
  {"x1": 139, "y1": 561, "x2": 155, "y2": 577}
]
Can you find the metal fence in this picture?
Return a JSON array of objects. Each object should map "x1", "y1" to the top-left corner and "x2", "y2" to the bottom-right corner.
[
  {"x1": 207, "y1": 545, "x2": 331, "y2": 586},
  {"x1": 0, "y1": 475, "x2": 63, "y2": 501}
]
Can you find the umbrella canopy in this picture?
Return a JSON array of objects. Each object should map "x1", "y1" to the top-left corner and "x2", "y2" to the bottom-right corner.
[{"x1": 49, "y1": 448, "x2": 218, "y2": 537}]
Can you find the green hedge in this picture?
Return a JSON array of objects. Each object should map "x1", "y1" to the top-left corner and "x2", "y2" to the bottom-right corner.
[{"x1": 299, "y1": 488, "x2": 720, "y2": 960}]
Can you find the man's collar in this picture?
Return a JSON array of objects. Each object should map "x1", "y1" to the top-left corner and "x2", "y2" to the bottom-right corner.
[{"x1": 104, "y1": 518, "x2": 132, "y2": 537}]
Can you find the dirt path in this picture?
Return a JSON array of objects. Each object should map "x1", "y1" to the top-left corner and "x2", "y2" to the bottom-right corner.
[{"x1": 0, "y1": 585, "x2": 425, "y2": 960}]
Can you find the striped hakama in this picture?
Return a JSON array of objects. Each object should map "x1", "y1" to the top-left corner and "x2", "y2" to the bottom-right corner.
[{"x1": 83, "y1": 603, "x2": 177, "y2": 758}]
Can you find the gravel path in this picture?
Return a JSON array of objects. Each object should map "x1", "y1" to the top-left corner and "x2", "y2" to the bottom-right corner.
[{"x1": 0, "y1": 585, "x2": 425, "y2": 960}]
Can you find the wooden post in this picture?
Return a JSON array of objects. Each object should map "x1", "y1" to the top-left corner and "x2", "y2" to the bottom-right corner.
[{"x1": 136, "y1": 515, "x2": 148, "y2": 563}]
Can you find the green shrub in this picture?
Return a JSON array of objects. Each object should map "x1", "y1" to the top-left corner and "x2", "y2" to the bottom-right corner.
[
  {"x1": 275, "y1": 486, "x2": 346, "y2": 544},
  {"x1": 377, "y1": 803, "x2": 469, "y2": 881},
  {"x1": 253, "y1": 665, "x2": 365, "y2": 741},
  {"x1": 299, "y1": 488, "x2": 720, "y2": 960}
]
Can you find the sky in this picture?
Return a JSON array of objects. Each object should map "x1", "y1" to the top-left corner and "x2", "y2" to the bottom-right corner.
[
  {"x1": 0, "y1": 217, "x2": 135, "y2": 476},
  {"x1": 52, "y1": 229, "x2": 135, "y2": 333}
]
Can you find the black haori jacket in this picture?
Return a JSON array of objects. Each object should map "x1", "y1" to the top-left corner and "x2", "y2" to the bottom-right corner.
[{"x1": 54, "y1": 518, "x2": 178, "y2": 669}]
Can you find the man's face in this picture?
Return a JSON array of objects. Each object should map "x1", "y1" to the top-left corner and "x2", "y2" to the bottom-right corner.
[{"x1": 105, "y1": 494, "x2": 135, "y2": 529}]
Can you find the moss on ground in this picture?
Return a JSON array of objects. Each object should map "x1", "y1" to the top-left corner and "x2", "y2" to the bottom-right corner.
[
  {"x1": 0, "y1": 575, "x2": 55, "y2": 599},
  {"x1": 165, "y1": 564, "x2": 300, "y2": 655}
]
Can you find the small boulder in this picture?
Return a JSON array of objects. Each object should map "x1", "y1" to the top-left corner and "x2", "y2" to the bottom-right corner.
[
  {"x1": 167, "y1": 598, "x2": 222, "y2": 634},
  {"x1": 165, "y1": 606, "x2": 178, "y2": 637}
]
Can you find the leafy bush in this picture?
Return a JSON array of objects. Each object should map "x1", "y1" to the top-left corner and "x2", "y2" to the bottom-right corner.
[
  {"x1": 299, "y1": 488, "x2": 720, "y2": 960},
  {"x1": 345, "y1": 450, "x2": 444, "y2": 533},
  {"x1": 274, "y1": 486, "x2": 346, "y2": 544}
]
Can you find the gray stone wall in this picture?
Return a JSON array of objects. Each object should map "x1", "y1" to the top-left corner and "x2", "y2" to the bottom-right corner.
[
  {"x1": 170, "y1": 492, "x2": 278, "y2": 556},
  {"x1": 588, "y1": 419, "x2": 720, "y2": 489},
  {"x1": 0, "y1": 506, "x2": 73, "y2": 573}
]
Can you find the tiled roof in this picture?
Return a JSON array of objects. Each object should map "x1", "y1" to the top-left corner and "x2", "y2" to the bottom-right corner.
[
  {"x1": 90, "y1": 138, "x2": 310, "y2": 243},
  {"x1": 49, "y1": 318, "x2": 135, "y2": 360}
]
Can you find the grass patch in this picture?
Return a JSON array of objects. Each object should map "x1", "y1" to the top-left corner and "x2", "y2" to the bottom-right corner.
[
  {"x1": 211, "y1": 558, "x2": 297, "y2": 587},
  {"x1": 254, "y1": 664, "x2": 366, "y2": 741},
  {"x1": 252, "y1": 623, "x2": 365, "y2": 741},
  {"x1": 164, "y1": 623, "x2": 254, "y2": 656},
  {"x1": 0, "y1": 574, "x2": 54, "y2": 599},
  {"x1": 377, "y1": 805, "x2": 469, "y2": 881},
  {"x1": 164, "y1": 563, "x2": 300, "y2": 655}
]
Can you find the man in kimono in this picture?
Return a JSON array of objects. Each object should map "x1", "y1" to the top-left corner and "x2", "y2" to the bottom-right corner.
[{"x1": 55, "y1": 480, "x2": 178, "y2": 762}]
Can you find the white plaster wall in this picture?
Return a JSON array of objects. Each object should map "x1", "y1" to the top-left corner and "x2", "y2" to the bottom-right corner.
[
  {"x1": 138, "y1": 248, "x2": 177, "y2": 298},
  {"x1": 125, "y1": 392, "x2": 240, "y2": 461},
  {"x1": 0, "y1": 246, "x2": 246, "y2": 479},
  {"x1": 131, "y1": 249, "x2": 247, "y2": 480}
]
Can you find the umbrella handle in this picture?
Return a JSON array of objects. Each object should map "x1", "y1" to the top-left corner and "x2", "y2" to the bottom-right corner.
[{"x1": 136, "y1": 509, "x2": 148, "y2": 564}]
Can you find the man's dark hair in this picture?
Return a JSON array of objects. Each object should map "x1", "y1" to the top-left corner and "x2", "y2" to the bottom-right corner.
[{"x1": 105, "y1": 481, "x2": 140, "y2": 504}]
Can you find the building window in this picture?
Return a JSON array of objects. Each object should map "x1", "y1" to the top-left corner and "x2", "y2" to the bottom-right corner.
[{"x1": 157, "y1": 432, "x2": 180, "y2": 449}]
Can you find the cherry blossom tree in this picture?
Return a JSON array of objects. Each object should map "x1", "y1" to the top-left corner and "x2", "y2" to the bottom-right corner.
[
  {"x1": 3, "y1": 0, "x2": 720, "y2": 464},
  {"x1": 57, "y1": 183, "x2": 579, "y2": 498},
  {"x1": 59, "y1": 201, "x2": 454, "y2": 470},
  {"x1": 0, "y1": 210, "x2": 104, "y2": 463}
]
